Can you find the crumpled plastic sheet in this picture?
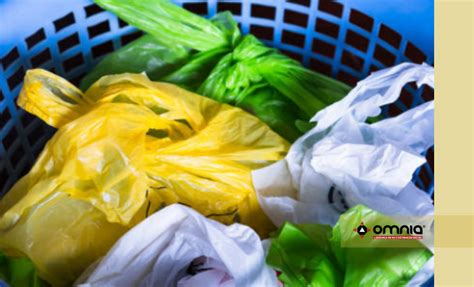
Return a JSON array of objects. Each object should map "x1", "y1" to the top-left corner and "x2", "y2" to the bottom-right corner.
[
  {"x1": 266, "y1": 205, "x2": 433, "y2": 287},
  {"x1": 0, "y1": 69, "x2": 288, "y2": 286},
  {"x1": 75, "y1": 204, "x2": 278, "y2": 287},
  {"x1": 253, "y1": 63, "x2": 434, "y2": 228}
]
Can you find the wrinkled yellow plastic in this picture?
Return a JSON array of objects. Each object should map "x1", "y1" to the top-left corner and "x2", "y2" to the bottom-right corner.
[{"x1": 0, "y1": 69, "x2": 289, "y2": 286}]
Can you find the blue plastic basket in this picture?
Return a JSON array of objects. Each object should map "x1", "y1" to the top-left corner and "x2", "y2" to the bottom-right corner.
[{"x1": 0, "y1": 0, "x2": 434, "y2": 284}]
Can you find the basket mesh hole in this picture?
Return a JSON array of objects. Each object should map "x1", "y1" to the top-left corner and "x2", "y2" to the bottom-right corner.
[
  {"x1": 399, "y1": 84, "x2": 415, "y2": 107},
  {"x1": 370, "y1": 64, "x2": 381, "y2": 73},
  {"x1": 0, "y1": 108, "x2": 11, "y2": 124},
  {"x1": 349, "y1": 9, "x2": 374, "y2": 32},
  {"x1": 250, "y1": 25, "x2": 274, "y2": 41},
  {"x1": 405, "y1": 42, "x2": 427, "y2": 64},
  {"x1": 3, "y1": 127, "x2": 18, "y2": 147},
  {"x1": 20, "y1": 112, "x2": 35, "y2": 128},
  {"x1": 27, "y1": 125, "x2": 43, "y2": 144},
  {"x1": 34, "y1": 142, "x2": 44, "y2": 158},
  {"x1": 318, "y1": 0, "x2": 343, "y2": 18},
  {"x1": 408, "y1": 81, "x2": 420, "y2": 91},
  {"x1": 387, "y1": 103, "x2": 404, "y2": 117},
  {"x1": 416, "y1": 166, "x2": 432, "y2": 191},
  {"x1": 217, "y1": 2, "x2": 242, "y2": 15},
  {"x1": 342, "y1": 50, "x2": 364, "y2": 72},
  {"x1": 54, "y1": 12, "x2": 75, "y2": 32},
  {"x1": 85, "y1": 4, "x2": 104, "y2": 18},
  {"x1": 284, "y1": 10, "x2": 308, "y2": 28},
  {"x1": 19, "y1": 164, "x2": 30, "y2": 179},
  {"x1": 312, "y1": 39, "x2": 336, "y2": 58},
  {"x1": 13, "y1": 99, "x2": 20, "y2": 111},
  {"x1": 309, "y1": 58, "x2": 332, "y2": 76},
  {"x1": 0, "y1": 169, "x2": 7, "y2": 191},
  {"x1": 31, "y1": 48, "x2": 52, "y2": 67},
  {"x1": 0, "y1": 91, "x2": 3, "y2": 102},
  {"x1": 315, "y1": 18, "x2": 339, "y2": 39},
  {"x1": 26, "y1": 28, "x2": 46, "y2": 49},
  {"x1": 70, "y1": 73, "x2": 86, "y2": 86},
  {"x1": 427, "y1": 147, "x2": 434, "y2": 170},
  {"x1": 121, "y1": 31, "x2": 144, "y2": 46},
  {"x1": 345, "y1": 30, "x2": 369, "y2": 52},
  {"x1": 287, "y1": 0, "x2": 311, "y2": 7},
  {"x1": 251, "y1": 4, "x2": 276, "y2": 20},
  {"x1": 1, "y1": 47, "x2": 19, "y2": 70},
  {"x1": 422, "y1": 85, "x2": 434, "y2": 101},
  {"x1": 183, "y1": 3, "x2": 208, "y2": 15},
  {"x1": 280, "y1": 49, "x2": 303, "y2": 62},
  {"x1": 374, "y1": 44, "x2": 396, "y2": 66},
  {"x1": 88, "y1": 20, "x2": 110, "y2": 39},
  {"x1": 118, "y1": 19, "x2": 128, "y2": 28},
  {"x1": 11, "y1": 145, "x2": 24, "y2": 168},
  {"x1": 282, "y1": 30, "x2": 305, "y2": 48},
  {"x1": 7, "y1": 66, "x2": 25, "y2": 90},
  {"x1": 337, "y1": 70, "x2": 358, "y2": 86},
  {"x1": 92, "y1": 41, "x2": 115, "y2": 59},
  {"x1": 63, "y1": 53, "x2": 84, "y2": 72},
  {"x1": 379, "y1": 24, "x2": 402, "y2": 49},
  {"x1": 58, "y1": 33, "x2": 81, "y2": 53},
  {"x1": 381, "y1": 82, "x2": 423, "y2": 118}
]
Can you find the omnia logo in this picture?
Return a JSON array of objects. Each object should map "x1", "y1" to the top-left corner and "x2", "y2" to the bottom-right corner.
[
  {"x1": 353, "y1": 221, "x2": 424, "y2": 240},
  {"x1": 373, "y1": 225, "x2": 424, "y2": 235}
]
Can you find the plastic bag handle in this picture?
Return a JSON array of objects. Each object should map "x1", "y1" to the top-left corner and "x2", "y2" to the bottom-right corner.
[
  {"x1": 310, "y1": 63, "x2": 434, "y2": 133},
  {"x1": 18, "y1": 69, "x2": 92, "y2": 128}
]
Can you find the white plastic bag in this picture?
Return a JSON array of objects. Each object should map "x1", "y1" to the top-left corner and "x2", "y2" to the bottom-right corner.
[
  {"x1": 253, "y1": 63, "x2": 434, "y2": 227},
  {"x1": 75, "y1": 204, "x2": 277, "y2": 287},
  {"x1": 407, "y1": 257, "x2": 434, "y2": 287}
]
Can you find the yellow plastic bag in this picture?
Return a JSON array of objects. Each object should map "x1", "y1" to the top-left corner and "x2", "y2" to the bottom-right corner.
[{"x1": 0, "y1": 69, "x2": 289, "y2": 286}]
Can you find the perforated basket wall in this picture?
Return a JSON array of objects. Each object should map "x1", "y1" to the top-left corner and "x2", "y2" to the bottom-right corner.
[{"x1": 0, "y1": 0, "x2": 434, "y2": 199}]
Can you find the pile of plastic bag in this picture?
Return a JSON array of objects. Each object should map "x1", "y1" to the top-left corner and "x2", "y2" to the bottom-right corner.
[
  {"x1": 81, "y1": 0, "x2": 352, "y2": 142},
  {"x1": 0, "y1": 0, "x2": 435, "y2": 282},
  {"x1": 0, "y1": 69, "x2": 288, "y2": 285},
  {"x1": 266, "y1": 205, "x2": 433, "y2": 287},
  {"x1": 253, "y1": 63, "x2": 434, "y2": 228},
  {"x1": 75, "y1": 204, "x2": 278, "y2": 287},
  {"x1": 0, "y1": 62, "x2": 435, "y2": 287}
]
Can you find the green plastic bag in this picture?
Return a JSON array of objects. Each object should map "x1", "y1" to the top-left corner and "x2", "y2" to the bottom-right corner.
[
  {"x1": 80, "y1": 34, "x2": 190, "y2": 91},
  {"x1": 87, "y1": 0, "x2": 351, "y2": 142},
  {"x1": 95, "y1": 0, "x2": 232, "y2": 52},
  {"x1": 267, "y1": 205, "x2": 433, "y2": 287},
  {"x1": 80, "y1": 12, "x2": 238, "y2": 91},
  {"x1": 0, "y1": 252, "x2": 49, "y2": 287},
  {"x1": 198, "y1": 35, "x2": 350, "y2": 141}
]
